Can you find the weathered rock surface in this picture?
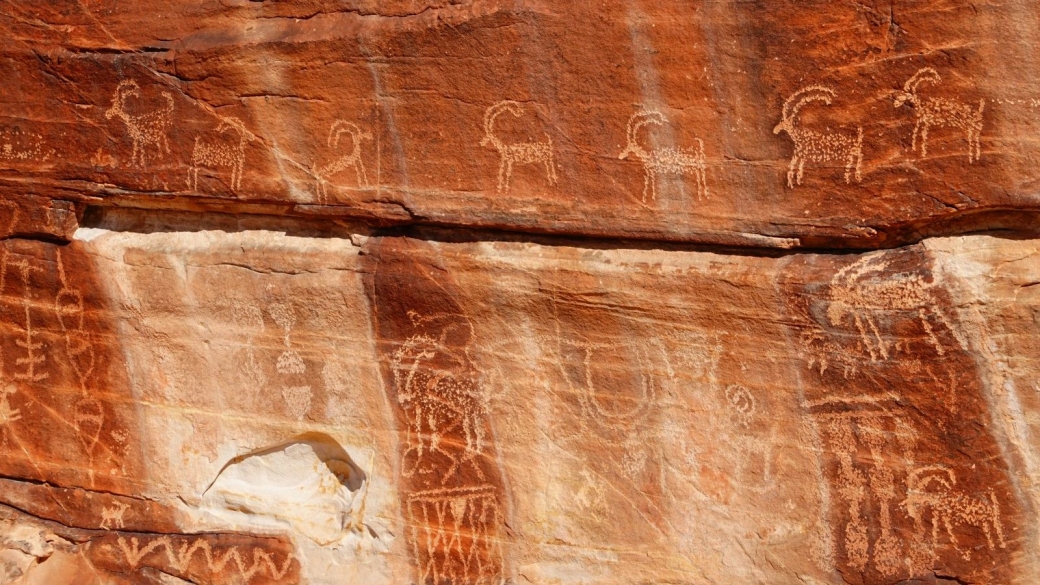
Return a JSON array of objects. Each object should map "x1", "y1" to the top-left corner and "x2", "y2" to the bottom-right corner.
[
  {"x1": 5, "y1": 1, "x2": 1040, "y2": 247},
  {"x1": 5, "y1": 2, "x2": 1040, "y2": 584}
]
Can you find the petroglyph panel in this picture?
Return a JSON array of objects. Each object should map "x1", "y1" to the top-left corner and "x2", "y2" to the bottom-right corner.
[
  {"x1": 0, "y1": 210, "x2": 1039, "y2": 582},
  {"x1": 0, "y1": 240, "x2": 141, "y2": 495},
  {"x1": 365, "y1": 238, "x2": 510, "y2": 585},
  {"x1": 78, "y1": 221, "x2": 405, "y2": 584},
  {"x1": 3, "y1": 2, "x2": 1040, "y2": 246},
  {"x1": 780, "y1": 246, "x2": 1023, "y2": 584}
]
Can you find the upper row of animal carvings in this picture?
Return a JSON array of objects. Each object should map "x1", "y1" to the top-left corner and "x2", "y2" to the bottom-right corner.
[{"x1": 97, "y1": 68, "x2": 985, "y2": 202}]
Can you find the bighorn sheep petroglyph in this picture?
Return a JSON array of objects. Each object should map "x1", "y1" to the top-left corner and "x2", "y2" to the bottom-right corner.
[
  {"x1": 619, "y1": 110, "x2": 707, "y2": 203},
  {"x1": 188, "y1": 116, "x2": 254, "y2": 193},
  {"x1": 894, "y1": 68, "x2": 985, "y2": 162},
  {"x1": 903, "y1": 465, "x2": 1006, "y2": 559},
  {"x1": 314, "y1": 119, "x2": 372, "y2": 204},
  {"x1": 480, "y1": 100, "x2": 557, "y2": 194},
  {"x1": 826, "y1": 254, "x2": 968, "y2": 361},
  {"x1": 105, "y1": 80, "x2": 174, "y2": 167},
  {"x1": 774, "y1": 86, "x2": 863, "y2": 188}
]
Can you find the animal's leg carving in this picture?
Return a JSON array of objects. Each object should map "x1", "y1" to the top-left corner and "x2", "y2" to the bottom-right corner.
[
  {"x1": 497, "y1": 160, "x2": 509, "y2": 194},
  {"x1": 919, "y1": 124, "x2": 930, "y2": 158},
  {"x1": 786, "y1": 155, "x2": 797, "y2": 189},
  {"x1": 356, "y1": 159, "x2": 369, "y2": 186},
  {"x1": 917, "y1": 308, "x2": 945, "y2": 356},
  {"x1": 928, "y1": 305, "x2": 968, "y2": 351}
]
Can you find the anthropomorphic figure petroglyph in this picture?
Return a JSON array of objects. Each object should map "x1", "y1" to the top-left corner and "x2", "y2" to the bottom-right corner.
[
  {"x1": 105, "y1": 80, "x2": 174, "y2": 167},
  {"x1": 268, "y1": 303, "x2": 305, "y2": 375},
  {"x1": 774, "y1": 86, "x2": 863, "y2": 188},
  {"x1": 480, "y1": 100, "x2": 557, "y2": 194},
  {"x1": 188, "y1": 116, "x2": 254, "y2": 192},
  {"x1": 314, "y1": 119, "x2": 372, "y2": 204},
  {"x1": 903, "y1": 465, "x2": 1006, "y2": 560},
  {"x1": 826, "y1": 254, "x2": 968, "y2": 361},
  {"x1": 894, "y1": 68, "x2": 985, "y2": 162},
  {"x1": 619, "y1": 110, "x2": 708, "y2": 202}
]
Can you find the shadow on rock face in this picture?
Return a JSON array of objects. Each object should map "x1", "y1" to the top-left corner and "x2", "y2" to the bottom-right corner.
[{"x1": 201, "y1": 432, "x2": 370, "y2": 545}]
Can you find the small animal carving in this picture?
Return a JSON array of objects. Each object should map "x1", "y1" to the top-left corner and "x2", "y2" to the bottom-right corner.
[
  {"x1": 903, "y1": 466, "x2": 1007, "y2": 560},
  {"x1": 314, "y1": 119, "x2": 372, "y2": 204},
  {"x1": 619, "y1": 110, "x2": 708, "y2": 202},
  {"x1": 826, "y1": 254, "x2": 968, "y2": 361},
  {"x1": 774, "y1": 86, "x2": 863, "y2": 188},
  {"x1": 894, "y1": 68, "x2": 985, "y2": 162},
  {"x1": 188, "y1": 116, "x2": 254, "y2": 193},
  {"x1": 105, "y1": 80, "x2": 174, "y2": 167},
  {"x1": 99, "y1": 501, "x2": 130, "y2": 530},
  {"x1": 480, "y1": 100, "x2": 557, "y2": 194}
]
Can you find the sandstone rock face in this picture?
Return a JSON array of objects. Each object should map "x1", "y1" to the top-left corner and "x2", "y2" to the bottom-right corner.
[{"x1": 3, "y1": 2, "x2": 1040, "y2": 584}]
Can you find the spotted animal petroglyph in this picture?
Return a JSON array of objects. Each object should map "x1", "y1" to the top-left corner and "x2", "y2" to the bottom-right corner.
[
  {"x1": 774, "y1": 86, "x2": 863, "y2": 188},
  {"x1": 391, "y1": 328, "x2": 490, "y2": 483},
  {"x1": 903, "y1": 465, "x2": 1007, "y2": 561},
  {"x1": 481, "y1": 100, "x2": 557, "y2": 194},
  {"x1": 894, "y1": 68, "x2": 984, "y2": 163},
  {"x1": 0, "y1": 128, "x2": 54, "y2": 163},
  {"x1": 314, "y1": 119, "x2": 372, "y2": 204},
  {"x1": 189, "y1": 116, "x2": 255, "y2": 193},
  {"x1": 619, "y1": 110, "x2": 708, "y2": 202},
  {"x1": 827, "y1": 254, "x2": 968, "y2": 361},
  {"x1": 105, "y1": 80, "x2": 174, "y2": 167}
]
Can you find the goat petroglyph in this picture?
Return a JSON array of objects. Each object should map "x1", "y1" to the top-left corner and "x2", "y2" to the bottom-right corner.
[
  {"x1": 0, "y1": 128, "x2": 54, "y2": 163},
  {"x1": 894, "y1": 68, "x2": 984, "y2": 162},
  {"x1": 827, "y1": 254, "x2": 968, "y2": 361},
  {"x1": 619, "y1": 110, "x2": 708, "y2": 202},
  {"x1": 774, "y1": 86, "x2": 863, "y2": 188},
  {"x1": 99, "y1": 501, "x2": 130, "y2": 530},
  {"x1": 481, "y1": 100, "x2": 557, "y2": 194},
  {"x1": 391, "y1": 324, "x2": 490, "y2": 483},
  {"x1": 105, "y1": 80, "x2": 174, "y2": 167},
  {"x1": 189, "y1": 116, "x2": 254, "y2": 193},
  {"x1": 904, "y1": 465, "x2": 1007, "y2": 561},
  {"x1": 314, "y1": 119, "x2": 372, "y2": 204}
]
